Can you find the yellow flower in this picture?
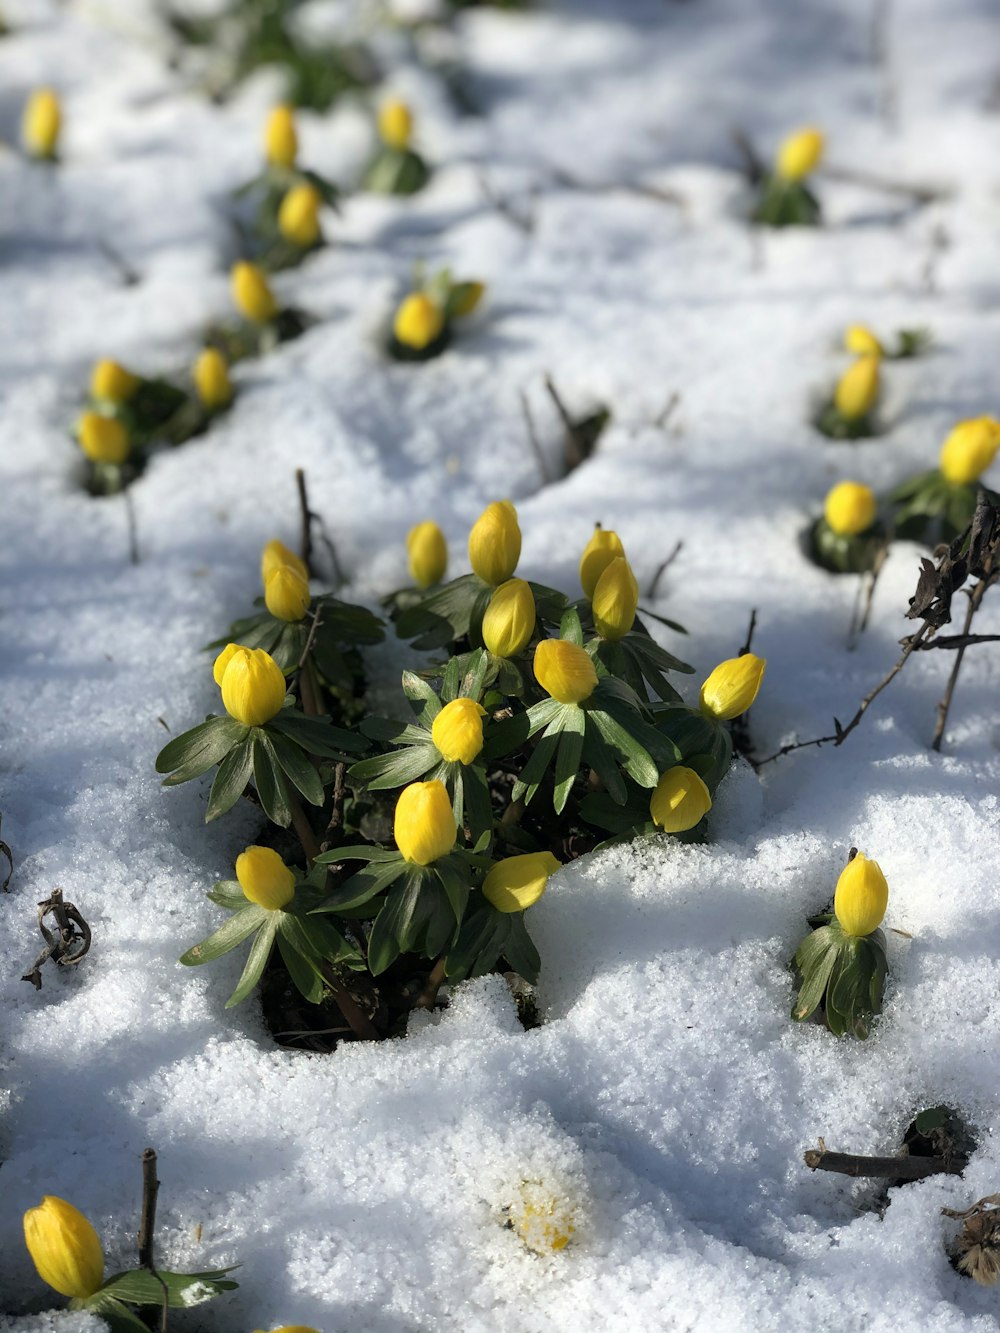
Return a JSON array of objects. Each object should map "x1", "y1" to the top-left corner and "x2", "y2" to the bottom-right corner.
[
  {"x1": 939, "y1": 416, "x2": 1000, "y2": 486},
  {"x1": 393, "y1": 292, "x2": 445, "y2": 351},
  {"x1": 844, "y1": 324, "x2": 883, "y2": 358},
  {"x1": 236, "y1": 846, "x2": 296, "y2": 911},
  {"x1": 278, "y1": 182, "x2": 321, "y2": 248},
  {"x1": 264, "y1": 104, "x2": 298, "y2": 169},
  {"x1": 775, "y1": 126, "x2": 824, "y2": 181},
  {"x1": 264, "y1": 566, "x2": 310, "y2": 622},
  {"x1": 232, "y1": 261, "x2": 278, "y2": 325},
  {"x1": 253, "y1": 1328, "x2": 321, "y2": 1333},
  {"x1": 833, "y1": 851, "x2": 888, "y2": 937},
  {"x1": 23, "y1": 1196, "x2": 104, "y2": 1299},
  {"x1": 649, "y1": 766, "x2": 712, "y2": 833},
  {"x1": 482, "y1": 851, "x2": 560, "y2": 913},
  {"x1": 394, "y1": 780, "x2": 456, "y2": 865},
  {"x1": 193, "y1": 347, "x2": 233, "y2": 412},
  {"x1": 450, "y1": 281, "x2": 485, "y2": 317},
  {"x1": 699, "y1": 654, "x2": 766, "y2": 721},
  {"x1": 213, "y1": 644, "x2": 286, "y2": 727},
  {"x1": 508, "y1": 1181, "x2": 576, "y2": 1254},
  {"x1": 90, "y1": 359, "x2": 140, "y2": 404},
  {"x1": 379, "y1": 100, "x2": 412, "y2": 151},
  {"x1": 823, "y1": 481, "x2": 877, "y2": 537},
  {"x1": 834, "y1": 356, "x2": 880, "y2": 421},
  {"x1": 579, "y1": 526, "x2": 625, "y2": 599},
  {"x1": 468, "y1": 500, "x2": 521, "y2": 585},
  {"x1": 23, "y1": 88, "x2": 61, "y2": 159},
  {"x1": 534, "y1": 639, "x2": 598, "y2": 705},
  {"x1": 482, "y1": 578, "x2": 535, "y2": 658},
  {"x1": 432, "y1": 697, "x2": 487, "y2": 765},
  {"x1": 592, "y1": 556, "x2": 639, "y2": 641},
  {"x1": 406, "y1": 520, "x2": 447, "y2": 588},
  {"x1": 261, "y1": 539, "x2": 308, "y2": 586},
  {"x1": 78, "y1": 411, "x2": 130, "y2": 465}
]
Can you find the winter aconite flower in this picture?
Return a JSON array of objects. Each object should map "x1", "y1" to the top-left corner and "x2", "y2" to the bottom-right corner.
[
  {"x1": 833, "y1": 851, "x2": 888, "y2": 938},
  {"x1": 775, "y1": 126, "x2": 824, "y2": 181},
  {"x1": 23, "y1": 88, "x2": 61, "y2": 159},
  {"x1": 90, "y1": 359, "x2": 139, "y2": 404},
  {"x1": 193, "y1": 348, "x2": 233, "y2": 412},
  {"x1": 232, "y1": 261, "x2": 277, "y2": 325},
  {"x1": 378, "y1": 100, "x2": 412, "y2": 151},
  {"x1": 23, "y1": 1196, "x2": 104, "y2": 1299},
  {"x1": 264, "y1": 104, "x2": 298, "y2": 169},
  {"x1": 579, "y1": 526, "x2": 625, "y2": 600},
  {"x1": 394, "y1": 780, "x2": 456, "y2": 865},
  {"x1": 482, "y1": 578, "x2": 536, "y2": 658},
  {"x1": 534, "y1": 639, "x2": 598, "y2": 705},
  {"x1": 824, "y1": 482, "x2": 877, "y2": 537},
  {"x1": 939, "y1": 417, "x2": 1000, "y2": 486},
  {"x1": 278, "y1": 183, "x2": 321, "y2": 248},
  {"x1": 213, "y1": 644, "x2": 287, "y2": 727},
  {"x1": 78, "y1": 411, "x2": 130, "y2": 465},
  {"x1": 508, "y1": 1181, "x2": 576, "y2": 1254},
  {"x1": 592, "y1": 556, "x2": 639, "y2": 641},
  {"x1": 432, "y1": 698, "x2": 487, "y2": 765},
  {"x1": 468, "y1": 500, "x2": 521, "y2": 585},
  {"x1": 261, "y1": 539, "x2": 308, "y2": 585},
  {"x1": 482, "y1": 852, "x2": 560, "y2": 913},
  {"x1": 834, "y1": 356, "x2": 880, "y2": 422},
  {"x1": 264, "y1": 565, "x2": 310, "y2": 622},
  {"x1": 393, "y1": 293, "x2": 444, "y2": 351},
  {"x1": 649, "y1": 766, "x2": 712, "y2": 833},
  {"x1": 406, "y1": 520, "x2": 447, "y2": 588},
  {"x1": 844, "y1": 325, "x2": 883, "y2": 359},
  {"x1": 699, "y1": 654, "x2": 766, "y2": 721},
  {"x1": 236, "y1": 846, "x2": 296, "y2": 911}
]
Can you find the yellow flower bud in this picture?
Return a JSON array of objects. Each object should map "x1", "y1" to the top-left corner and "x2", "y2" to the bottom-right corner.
[
  {"x1": 834, "y1": 356, "x2": 880, "y2": 422},
  {"x1": 508, "y1": 1180, "x2": 576, "y2": 1254},
  {"x1": 649, "y1": 766, "x2": 712, "y2": 833},
  {"x1": 394, "y1": 780, "x2": 456, "y2": 865},
  {"x1": 23, "y1": 88, "x2": 61, "y2": 159},
  {"x1": 431, "y1": 697, "x2": 487, "y2": 765},
  {"x1": 378, "y1": 99, "x2": 412, "y2": 151},
  {"x1": 278, "y1": 182, "x2": 321, "y2": 248},
  {"x1": 393, "y1": 292, "x2": 445, "y2": 351},
  {"x1": 482, "y1": 851, "x2": 560, "y2": 913},
  {"x1": 214, "y1": 644, "x2": 287, "y2": 727},
  {"x1": 193, "y1": 347, "x2": 233, "y2": 411},
  {"x1": 23, "y1": 1196, "x2": 104, "y2": 1299},
  {"x1": 261, "y1": 539, "x2": 308, "y2": 586},
  {"x1": 468, "y1": 500, "x2": 521, "y2": 585},
  {"x1": 78, "y1": 411, "x2": 130, "y2": 465},
  {"x1": 253, "y1": 1328, "x2": 321, "y2": 1333},
  {"x1": 264, "y1": 104, "x2": 298, "y2": 169},
  {"x1": 482, "y1": 578, "x2": 536, "y2": 658},
  {"x1": 823, "y1": 481, "x2": 877, "y2": 537},
  {"x1": 232, "y1": 261, "x2": 278, "y2": 325},
  {"x1": 833, "y1": 851, "x2": 888, "y2": 937},
  {"x1": 533, "y1": 639, "x2": 598, "y2": 705},
  {"x1": 450, "y1": 281, "x2": 485, "y2": 317},
  {"x1": 592, "y1": 556, "x2": 639, "y2": 641},
  {"x1": 699, "y1": 654, "x2": 766, "y2": 721},
  {"x1": 939, "y1": 416, "x2": 1000, "y2": 486},
  {"x1": 90, "y1": 359, "x2": 140, "y2": 404},
  {"x1": 844, "y1": 324, "x2": 883, "y2": 358},
  {"x1": 264, "y1": 566, "x2": 310, "y2": 622},
  {"x1": 579, "y1": 526, "x2": 625, "y2": 599},
  {"x1": 406, "y1": 520, "x2": 447, "y2": 588},
  {"x1": 236, "y1": 845, "x2": 296, "y2": 911},
  {"x1": 775, "y1": 126, "x2": 824, "y2": 181}
]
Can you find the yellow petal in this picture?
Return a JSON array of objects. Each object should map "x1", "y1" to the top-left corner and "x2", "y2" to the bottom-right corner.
[
  {"x1": 592, "y1": 556, "x2": 639, "y2": 641},
  {"x1": 939, "y1": 417, "x2": 1000, "y2": 486},
  {"x1": 23, "y1": 1196, "x2": 104, "y2": 1299},
  {"x1": 468, "y1": 500, "x2": 521, "y2": 586},
  {"x1": 393, "y1": 292, "x2": 444, "y2": 350},
  {"x1": 579, "y1": 526, "x2": 625, "y2": 600},
  {"x1": 699, "y1": 654, "x2": 766, "y2": 721},
  {"x1": 90, "y1": 359, "x2": 140, "y2": 404},
  {"x1": 264, "y1": 566, "x2": 310, "y2": 622},
  {"x1": 378, "y1": 100, "x2": 412, "y2": 151},
  {"x1": 232, "y1": 261, "x2": 277, "y2": 324},
  {"x1": 775, "y1": 126, "x2": 824, "y2": 181},
  {"x1": 218, "y1": 647, "x2": 287, "y2": 727},
  {"x1": 823, "y1": 481, "x2": 877, "y2": 537},
  {"x1": 278, "y1": 182, "x2": 322, "y2": 248},
  {"x1": 482, "y1": 852, "x2": 560, "y2": 913},
  {"x1": 261, "y1": 539, "x2": 309, "y2": 586},
  {"x1": 193, "y1": 348, "x2": 233, "y2": 411},
  {"x1": 833, "y1": 851, "x2": 888, "y2": 937},
  {"x1": 533, "y1": 639, "x2": 598, "y2": 705},
  {"x1": 482, "y1": 578, "x2": 536, "y2": 658},
  {"x1": 394, "y1": 780, "x2": 456, "y2": 865},
  {"x1": 834, "y1": 356, "x2": 880, "y2": 421},
  {"x1": 264, "y1": 104, "x2": 298, "y2": 169},
  {"x1": 78, "y1": 411, "x2": 130, "y2": 465},
  {"x1": 23, "y1": 88, "x2": 61, "y2": 159},
  {"x1": 649, "y1": 766, "x2": 712, "y2": 833},
  {"x1": 406, "y1": 521, "x2": 447, "y2": 588},
  {"x1": 236, "y1": 846, "x2": 296, "y2": 910},
  {"x1": 431, "y1": 697, "x2": 486, "y2": 766}
]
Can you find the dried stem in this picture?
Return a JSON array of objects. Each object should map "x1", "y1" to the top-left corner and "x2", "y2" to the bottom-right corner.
[
  {"x1": 931, "y1": 589, "x2": 976, "y2": 752},
  {"x1": 320, "y1": 964, "x2": 381, "y2": 1041},
  {"x1": 287, "y1": 792, "x2": 321, "y2": 866},
  {"x1": 414, "y1": 957, "x2": 447, "y2": 1011},
  {"x1": 138, "y1": 1148, "x2": 169, "y2": 1333},
  {"x1": 544, "y1": 375, "x2": 582, "y2": 473},
  {"x1": 646, "y1": 541, "x2": 683, "y2": 600},
  {"x1": 295, "y1": 468, "x2": 313, "y2": 577},
  {"x1": 125, "y1": 490, "x2": 140, "y2": 566},
  {"x1": 520, "y1": 388, "x2": 548, "y2": 485},
  {"x1": 804, "y1": 1146, "x2": 960, "y2": 1181}
]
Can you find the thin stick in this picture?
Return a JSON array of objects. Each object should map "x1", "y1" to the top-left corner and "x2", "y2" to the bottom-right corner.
[
  {"x1": 320, "y1": 965, "x2": 381, "y2": 1041},
  {"x1": 138, "y1": 1149, "x2": 160, "y2": 1269},
  {"x1": 738, "y1": 608, "x2": 758, "y2": 657},
  {"x1": 646, "y1": 541, "x2": 683, "y2": 599},
  {"x1": 0, "y1": 814, "x2": 12, "y2": 891},
  {"x1": 295, "y1": 468, "x2": 313, "y2": 577},
  {"x1": 520, "y1": 389, "x2": 548, "y2": 485},
  {"x1": 543, "y1": 375, "x2": 582, "y2": 473},
  {"x1": 804, "y1": 1147, "x2": 960, "y2": 1180},
  {"x1": 414, "y1": 957, "x2": 447, "y2": 1011},
  {"x1": 931, "y1": 590, "x2": 975, "y2": 752},
  {"x1": 653, "y1": 391, "x2": 680, "y2": 429},
  {"x1": 287, "y1": 792, "x2": 321, "y2": 866}
]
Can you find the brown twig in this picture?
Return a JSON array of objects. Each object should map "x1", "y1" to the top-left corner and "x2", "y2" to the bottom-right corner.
[
  {"x1": 320, "y1": 964, "x2": 381, "y2": 1041},
  {"x1": 287, "y1": 792, "x2": 321, "y2": 867},
  {"x1": 848, "y1": 538, "x2": 890, "y2": 648},
  {"x1": 544, "y1": 375, "x2": 582, "y2": 473},
  {"x1": 21, "y1": 889, "x2": 92, "y2": 989},
  {"x1": 320, "y1": 763, "x2": 347, "y2": 852},
  {"x1": 646, "y1": 541, "x2": 683, "y2": 600},
  {"x1": 519, "y1": 389, "x2": 548, "y2": 485},
  {"x1": 804, "y1": 1146, "x2": 961, "y2": 1181},
  {"x1": 931, "y1": 589, "x2": 976, "y2": 752},
  {"x1": 295, "y1": 467, "x2": 313, "y2": 577},
  {"x1": 731, "y1": 127, "x2": 765, "y2": 184},
  {"x1": 653, "y1": 391, "x2": 681, "y2": 429},
  {"x1": 0, "y1": 815, "x2": 12, "y2": 892},
  {"x1": 738, "y1": 608, "x2": 758, "y2": 658},
  {"x1": 137, "y1": 1148, "x2": 168, "y2": 1333},
  {"x1": 414, "y1": 957, "x2": 447, "y2": 1011}
]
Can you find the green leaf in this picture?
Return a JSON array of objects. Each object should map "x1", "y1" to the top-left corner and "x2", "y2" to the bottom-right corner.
[
  {"x1": 553, "y1": 707, "x2": 585, "y2": 813},
  {"x1": 275, "y1": 925, "x2": 326, "y2": 1004},
  {"x1": 225, "y1": 915, "x2": 278, "y2": 1008},
  {"x1": 458, "y1": 648, "x2": 490, "y2": 702},
  {"x1": 314, "y1": 859, "x2": 408, "y2": 911},
  {"x1": 462, "y1": 763, "x2": 494, "y2": 845},
  {"x1": 267, "y1": 709, "x2": 367, "y2": 756},
  {"x1": 581, "y1": 724, "x2": 628, "y2": 804},
  {"x1": 559, "y1": 607, "x2": 584, "y2": 645},
  {"x1": 348, "y1": 745, "x2": 439, "y2": 790},
  {"x1": 207, "y1": 880, "x2": 246, "y2": 909},
  {"x1": 266, "y1": 728, "x2": 325, "y2": 806},
  {"x1": 253, "y1": 733, "x2": 292, "y2": 827},
  {"x1": 434, "y1": 855, "x2": 471, "y2": 924},
  {"x1": 359, "y1": 717, "x2": 429, "y2": 744},
  {"x1": 791, "y1": 937, "x2": 839, "y2": 1023},
  {"x1": 446, "y1": 904, "x2": 508, "y2": 981},
  {"x1": 503, "y1": 915, "x2": 541, "y2": 983},
  {"x1": 98, "y1": 1267, "x2": 239, "y2": 1307},
  {"x1": 157, "y1": 716, "x2": 248, "y2": 782},
  {"x1": 82, "y1": 1295, "x2": 152, "y2": 1333},
  {"x1": 367, "y1": 877, "x2": 424, "y2": 974},
  {"x1": 204, "y1": 737, "x2": 254, "y2": 821},
  {"x1": 482, "y1": 708, "x2": 532, "y2": 760},
  {"x1": 402, "y1": 670, "x2": 443, "y2": 725},
  {"x1": 512, "y1": 729, "x2": 562, "y2": 805},
  {"x1": 179, "y1": 904, "x2": 266, "y2": 966},
  {"x1": 588, "y1": 711, "x2": 658, "y2": 787},
  {"x1": 314, "y1": 843, "x2": 400, "y2": 865},
  {"x1": 524, "y1": 696, "x2": 566, "y2": 738}
]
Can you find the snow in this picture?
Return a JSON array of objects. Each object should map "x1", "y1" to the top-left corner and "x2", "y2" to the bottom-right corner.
[{"x1": 3, "y1": 0, "x2": 1000, "y2": 1329}]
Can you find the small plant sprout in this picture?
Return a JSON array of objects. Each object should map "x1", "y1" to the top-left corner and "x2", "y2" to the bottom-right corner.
[
  {"x1": 809, "y1": 481, "x2": 886, "y2": 574},
  {"x1": 365, "y1": 98, "x2": 430, "y2": 195},
  {"x1": 815, "y1": 354, "x2": 882, "y2": 440},
  {"x1": 891, "y1": 416, "x2": 1000, "y2": 544},
  {"x1": 388, "y1": 270, "x2": 486, "y2": 361},
  {"x1": 86, "y1": 357, "x2": 189, "y2": 450},
  {"x1": 844, "y1": 323, "x2": 931, "y2": 360},
  {"x1": 753, "y1": 125, "x2": 823, "y2": 227},
  {"x1": 221, "y1": 261, "x2": 310, "y2": 359}
]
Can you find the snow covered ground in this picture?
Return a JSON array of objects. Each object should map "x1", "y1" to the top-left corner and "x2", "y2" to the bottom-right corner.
[{"x1": 3, "y1": 0, "x2": 1000, "y2": 1329}]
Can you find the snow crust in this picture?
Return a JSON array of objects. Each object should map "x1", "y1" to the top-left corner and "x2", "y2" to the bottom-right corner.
[{"x1": 3, "y1": 1, "x2": 1000, "y2": 1329}]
